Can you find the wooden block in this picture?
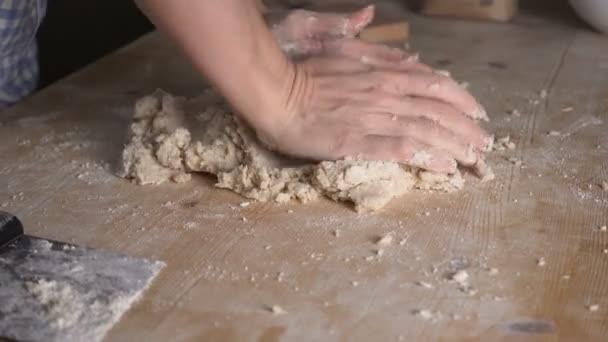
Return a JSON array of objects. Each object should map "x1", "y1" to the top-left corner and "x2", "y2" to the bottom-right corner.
[
  {"x1": 359, "y1": 22, "x2": 410, "y2": 44},
  {"x1": 421, "y1": 0, "x2": 519, "y2": 22}
]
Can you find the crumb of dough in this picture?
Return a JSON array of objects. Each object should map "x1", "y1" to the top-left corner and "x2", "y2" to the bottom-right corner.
[
  {"x1": 539, "y1": 89, "x2": 548, "y2": 99},
  {"x1": 413, "y1": 309, "x2": 434, "y2": 320},
  {"x1": 472, "y1": 159, "x2": 495, "y2": 182},
  {"x1": 416, "y1": 281, "x2": 434, "y2": 289},
  {"x1": 587, "y1": 304, "x2": 600, "y2": 312},
  {"x1": 239, "y1": 201, "x2": 251, "y2": 207},
  {"x1": 119, "y1": 90, "x2": 487, "y2": 212},
  {"x1": 603, "y1": 249, "x2": 608, "y2": 254},
  {"x1": 449, "y1": 270, "x2": 469, "y2": 286},
  {"x1": 493, "y1": 136, "x2": 516, "y2": 151},
  {"x1": 562, "y1": 106, "x2": 574, "y2": 112},
  {"x1": 547, "y1": 130, "x2": 561, "y2": 136},
  {"x1": 601, "y1": 181, "x2": 608, "y2": 191},
  {"x1": 332, "y1": 229, "x2": 341, "y2": 237},
  {"x1": 599, "y1": 225, "x2": 607, "y2": 232},
  {"x1": 507, "y1": 157, "x2": 523, "y2": 167},
  {"x1": 537, "y1": 257, "x2": 546, "y2": 267},
  {"x1": 376, "y1": 232, "x2": 394, "y2": 246},
  {"x1": 488, "y1": 268, "x2": 499, "y2": 275},
  {"x1": 509, "y1": 109, "x2": 521, "y2": 117},
  {"x1": 268, "y1": 305, "x2": 287, "y2": 315}
]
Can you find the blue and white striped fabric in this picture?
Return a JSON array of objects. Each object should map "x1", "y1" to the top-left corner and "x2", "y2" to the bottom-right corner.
[{"x1": 0, "y1": 0, "x2": 46, "y2": 109}]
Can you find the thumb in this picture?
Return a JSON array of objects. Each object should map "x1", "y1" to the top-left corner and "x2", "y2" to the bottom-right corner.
[
  {"x1": 307, "y1": 5, "x2": 375, "y2": 39},
  {"x1": 343, "y1": 5, "x2": 375, "y2": 37}
]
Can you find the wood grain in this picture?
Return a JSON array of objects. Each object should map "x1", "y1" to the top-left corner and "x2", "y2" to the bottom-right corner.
[{"x1": 1, "y1": 2, "x2": 607, "y2": 341}]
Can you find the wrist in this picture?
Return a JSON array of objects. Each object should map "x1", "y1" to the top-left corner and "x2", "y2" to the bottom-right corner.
[{"x1": 241, "y1": 60, "x2": 312, "y2": 150}]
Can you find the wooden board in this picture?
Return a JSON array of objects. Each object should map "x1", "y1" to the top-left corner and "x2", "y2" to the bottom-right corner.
[
  {"x1": 421, "y1": 0, "x2": 519, "y2": 22},
  {"x1": 359, "y1": 22, "x2": 410, "y2": 44},
  {"x1": 1, "y1": 1, "x2": 607, "y2": 341}
]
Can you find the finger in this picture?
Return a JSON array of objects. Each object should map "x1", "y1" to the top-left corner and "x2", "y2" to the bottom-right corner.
[
  {"x1": 364, "y1": 70, "x2": 487, "y2": 120},
  {"x1": 304, "y1": 56, "x2": 372, "y2": 75},
  {"x1": 299, "y1": 6, "x2": 374, "y2": 40},
  {"x1": 344, "y1": 5, "x2": 375, "y2": 37},
  {"x1": 353, "y1": 93, "x2": 491, "y2": 150},
  {"x1": 349, "y1": 113, "x2": 480, "y2": 166},
  {"x1": 349, "y1": 135, "x2": 457, "y2": 173},
  {"x1": 323, "y1": 38, "x2": 409, "y2": 62}
]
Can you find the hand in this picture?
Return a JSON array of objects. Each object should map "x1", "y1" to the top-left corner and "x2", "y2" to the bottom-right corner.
[
  {"x1": 271, "y1": 5, "x2": 423, "y2": 68},
  {"x1": 254, "y1": 55, "x2": 491, "y2": 174}
]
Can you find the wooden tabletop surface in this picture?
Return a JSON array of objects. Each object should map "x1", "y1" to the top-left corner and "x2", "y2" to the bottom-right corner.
[{"x1": 1, "y1": 1, "x2": 607, "y2": 341}]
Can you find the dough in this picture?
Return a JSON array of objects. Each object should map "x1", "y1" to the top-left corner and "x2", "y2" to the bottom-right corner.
[{"x1": 119, "y1": 90, "x2": 478, "y2": 212}]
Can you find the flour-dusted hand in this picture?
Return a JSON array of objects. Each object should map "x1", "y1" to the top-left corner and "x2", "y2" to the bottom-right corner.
[
  {"x1": 137, "y1": 0, "x2": 490, "y2": 174},
  {"x1": 254, "y1": 54, "x2": 491, "y2": 173},
  {"x1": 271, "y1": 6, "x2": 427, "y2": 71}
]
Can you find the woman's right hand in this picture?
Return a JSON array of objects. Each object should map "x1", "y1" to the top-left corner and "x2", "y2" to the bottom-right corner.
[{"x1": 253, "y1": 53, "x2": 492, "y2": 174}]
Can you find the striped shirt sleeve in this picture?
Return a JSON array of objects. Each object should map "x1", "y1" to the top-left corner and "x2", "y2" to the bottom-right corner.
[{"x1": 0, "y1": 0, "x2": 47, "y2": 109}]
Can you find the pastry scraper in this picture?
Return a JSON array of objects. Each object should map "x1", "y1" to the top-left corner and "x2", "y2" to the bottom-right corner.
[{"x1": 0, "y1": 211, "x2": 165, "y2": 342}]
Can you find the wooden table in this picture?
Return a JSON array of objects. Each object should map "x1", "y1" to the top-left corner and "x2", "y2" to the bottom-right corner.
[{"x1": 2, "y1": 2, "x2": 607, "y2": 341}]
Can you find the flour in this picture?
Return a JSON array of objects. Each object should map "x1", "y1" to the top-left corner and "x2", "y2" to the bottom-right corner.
[
  {"x1": 26, "y1": 279, "x2": 84, "y2": 330},
  {"x1": 119, "y1": 90, "x2": 487, "y2": 212}
]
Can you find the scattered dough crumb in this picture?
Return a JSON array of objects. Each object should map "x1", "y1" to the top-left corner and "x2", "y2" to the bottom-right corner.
[
  {"x1": 269, "y1": 305, "x2": 287, "y2": 315},
  {"x1": 351, "y1": 281, "x2": 360, "y2": 287},
  {"x1": 416, "y1": 281, "x2": 434, "y2": 289},
  {"x1": 562, "y1": 274, "x2": 571, "y2": 280},
  {"x1": 449, "y1": 270, "x2": 469, "y2": 286},
  {"x1": 493, "y1": 136, "x2": 516, "y2": 151},
  {"x1": 547, "y1": 130, "x2": 561, "y2": 136},
  {"x1": 603, "y1": 249, "x2": 608, "y2": 254},
  {"x1": 488, "y1": 268, "x2": 499, "y2": 275},
  {"x1": 600, "y1": 181, "x2": 608, "y2": 191},
  {"x1": 507, "y1": 157, "x2": 523, "y2": 167},
  {"x1": 539, "y1": 89, "x2": 548, "y2": 99},
  {"x1": 537, "y1": 257, "x2": 546, "y2": 267},
  {"x1": 413, "y1": 309, "x2": 434, "y2": 320},
  {"x1": 509, "y1": 109, "x2": 521, "y2": 117},
  {"x1": 332, "y1": 229, "x2": 341, "y2": 237},
  {"x1": 376, "y1": 232, "x2": 394, "y2": 246},
  {"x1": 561, "y1": 106, "x2": 574, "y2": 112},
  {"x1": 239, "y1": 201, "x2": 251, "y2": 208},
  {"x1": 587, "y1": 304, "x2": 600, "y2": 312},
  {"x1": 599, "y1": 225, "x2": 607, "y2": 232}
]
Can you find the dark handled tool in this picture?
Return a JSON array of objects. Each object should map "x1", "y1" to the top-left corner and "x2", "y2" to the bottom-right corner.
[
  {"x1": 0, "y1": 210, "x2": 164, "y2": 342},
  {"x1": 0, "y1": 211, "x2": 24, "y2": 249}
]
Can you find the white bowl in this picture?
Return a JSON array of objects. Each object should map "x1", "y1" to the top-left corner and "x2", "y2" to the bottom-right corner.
[{"x1": 570, "y1": 0, "x2": 608, "y2": 34}]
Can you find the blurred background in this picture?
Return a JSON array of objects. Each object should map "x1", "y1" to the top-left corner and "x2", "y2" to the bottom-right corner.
[{"x1": 35, "y1": 0, "x2": 586, "y2": 89}]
